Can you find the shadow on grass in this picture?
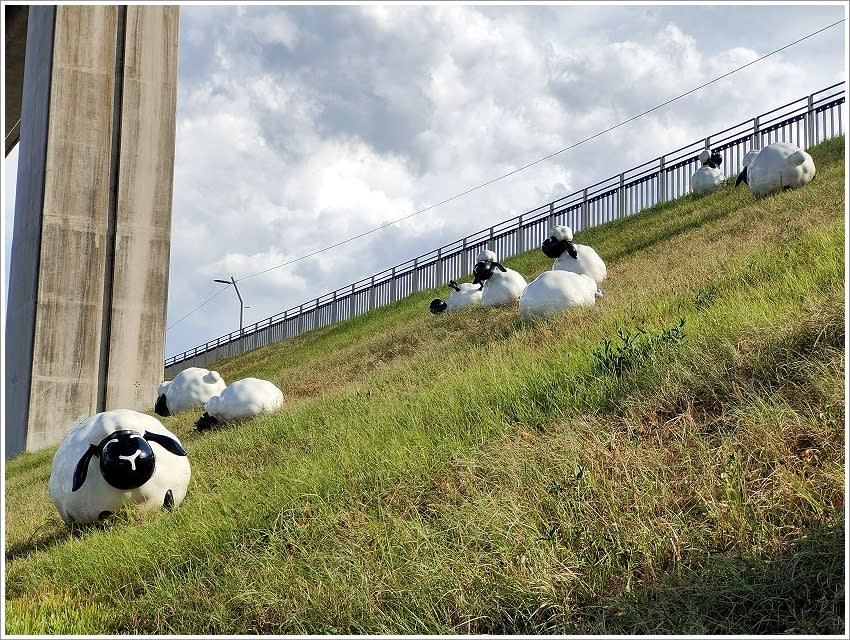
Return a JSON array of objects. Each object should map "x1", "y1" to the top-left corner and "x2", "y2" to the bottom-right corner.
[
  {"x1": 5, "y1": 517, "x2": 116, "y2": 563},
  {"x1": 571, "y1": 521, "x2": 845, "y2": 635}
]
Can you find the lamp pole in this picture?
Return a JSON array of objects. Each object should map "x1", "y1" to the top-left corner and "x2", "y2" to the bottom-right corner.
[{"x1": 214, "y1": 276, "x2": 245, "y2": 335}]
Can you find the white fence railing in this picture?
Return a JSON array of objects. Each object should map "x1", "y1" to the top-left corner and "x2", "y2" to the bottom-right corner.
[{"x1": 164, "y1": 82, "x2": 846, "y2": 376}]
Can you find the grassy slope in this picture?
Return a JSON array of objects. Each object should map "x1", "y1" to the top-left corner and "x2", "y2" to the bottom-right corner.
[{"x1": 4, "y1": 137, "x2": 845, "y2": 635}]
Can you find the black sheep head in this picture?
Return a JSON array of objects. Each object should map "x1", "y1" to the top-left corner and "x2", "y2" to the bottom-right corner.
[
  {"x1": 707, "y1": 150, "x2": 723, "y2": 169},
  {"x1": 195, "y1": 412, "x2": 221, "y2": 432},
  {"x1": 541, "y1": 236, "x2": 578, "y2": 260},
  {"x1": 154, "y1": 394, "x2": 170, "y2": 417},
  {"x1": 472, "y1": 260, "x2": 507, "y2": 284},
  {"x1": 72, "y1": 429, "x2": 187, "y2": 492},
  {"x1": 429, "y1": 298, "x2": 448, "y2": 314}
]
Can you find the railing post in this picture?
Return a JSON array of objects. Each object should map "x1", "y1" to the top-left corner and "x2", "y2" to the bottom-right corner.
[
  {"x1": 349, "y1": 283, "x2": 356, "y2": 319},
  {"x1": 618, "y1": 173, "x2": 625, "y2": 217},
  {"x1": 331, "y1": 291, "x2": 338, "y2": 324},
  {"x1": 806, "y1": 94, "x2": 815, "y2": 148},
  {"x1": 752, "y1": 116, "x2": 761, "y2": 150},
  {"x1": 314, "y1": 298, "x2": 319, "y2": 330},
  {"x1": 297, "y1": 304, "x2": 304, "y2": 334},
  {"x1": 547, "y1": 203, "x2": 555, "y2": 231},
  {"x1": 412, "y1": 257, "x2": 419, "y2": 293},
  {"x1": 462, "y1": 237, "x2": 468, "y2": 275},
  {"x1": 436, "y1": 248, "x2": 444, "y2": 286},
  {"x1": 581, "y1": 188, "x2": 589, "y2": 231},
  {"x1": 390, "y1": 267, "x2": 397, "y2": 303},
  {"x1": 517, "y1": 214, "x2": 524, "y2": 253},
  {"x1": 658, "y1": 156, "x2": 666, "y2": 204},
  {"x1": 368, "y1": 275, "x2": 376, "y2": 311},
  {"x1": 487, "y1": 227, "x2": 494, "y2": 252}
]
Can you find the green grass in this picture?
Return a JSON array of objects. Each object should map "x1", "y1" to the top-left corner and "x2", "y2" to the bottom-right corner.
[{"x1": 5, "y1": 136, "x2": 845, "y2": 635}]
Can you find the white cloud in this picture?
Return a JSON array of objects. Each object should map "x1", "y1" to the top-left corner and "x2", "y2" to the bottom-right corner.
[{"x1": 244, "y1": 11, "x2": 299, "y2": 49}]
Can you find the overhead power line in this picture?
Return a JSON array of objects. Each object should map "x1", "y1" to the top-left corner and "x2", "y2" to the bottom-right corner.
[
  {"x1": 166, "y1": 286, "x2": 229, "y2": 330},
  {"x1": 166, "y1": 18, "x2": 844, "y2": 333}
]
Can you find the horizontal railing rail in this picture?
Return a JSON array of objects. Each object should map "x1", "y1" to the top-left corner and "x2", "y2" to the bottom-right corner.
[{"x1": 165, "y1": 81, "x2": 846, "y2": 375}]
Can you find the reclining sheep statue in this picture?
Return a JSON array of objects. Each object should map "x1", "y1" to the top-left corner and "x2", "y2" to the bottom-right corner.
[
  {"x1": 156, "y1": 366, "x2": 227, "y2": 416},
  {"x1": 735, "y1": 141, "x2": 816, "y2": 197},
  {"x1": 519, "y1": 270, "x2": 598, "y2": 321},
  {"x1": 429, "y1": 280, "x2": 483, "y2": 314},
  {"x1": 691, "y1": 149, "x2": 725, "y2": 196},
  {"x1": 48, "y1": 409, "x2": 191, "y2": 525},
  {"x1": 541, "y1": 225, "x2": 606, "y2": 297},
  {"x1": 196, "y1": 378, "x2": 284, "y2": 431},
  {"x1": 471, "y1": 250, "x2": 528, "y2": 307}
]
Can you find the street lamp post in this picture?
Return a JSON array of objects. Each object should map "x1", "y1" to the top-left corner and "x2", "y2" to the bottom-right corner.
[{"x1": 214, "y1": 276, "x2": 245, "y2": 336}]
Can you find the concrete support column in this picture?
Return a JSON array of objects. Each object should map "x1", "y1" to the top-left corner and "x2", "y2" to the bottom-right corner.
[{"x1": 5, "y1": 5, "x2": 179, "y2": 456}]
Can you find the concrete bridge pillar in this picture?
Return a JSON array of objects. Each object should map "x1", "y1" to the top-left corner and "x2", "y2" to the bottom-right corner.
[{"x1": 5, "y1": 5, "x2": 179, "y2": 456}]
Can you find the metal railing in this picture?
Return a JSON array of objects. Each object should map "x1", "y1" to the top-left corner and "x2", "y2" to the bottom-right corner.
[{"x1": 164, "y1": 82, "x2": 846, "y2": 376}]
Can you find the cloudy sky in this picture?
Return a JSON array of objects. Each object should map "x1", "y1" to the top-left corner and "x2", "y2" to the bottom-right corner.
[{"x1": 2, "y1": 2, "x2": 847, "y2": 359}]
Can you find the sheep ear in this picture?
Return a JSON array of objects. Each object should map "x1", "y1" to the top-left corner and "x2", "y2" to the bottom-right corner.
[
  {"x1": 565, "y1": 241, "x2": 578, "y2": 260},
  {"x1": 735, "y1": 167, "x2": 748, "y2": 186},
  {"x1": 72, "y1": 444, "x2": 99, "y2": 492},
  {"x1": 493, "y1": 261, "x2": 507, "y2": 272},
  {"x1": 144, "y1": 431, "x2": 187, "y2": 456},
  {"x1": 154, "y1": 394, "x2": 170, "y2": 417}
]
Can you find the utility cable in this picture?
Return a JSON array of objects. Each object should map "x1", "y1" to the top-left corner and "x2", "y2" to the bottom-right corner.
[
  {"x1": 166, "y1": 286, "x2": 229, "y2": 330},
  {"x1": 166, "y1": 18, "x2": 844, "y2": 333}
]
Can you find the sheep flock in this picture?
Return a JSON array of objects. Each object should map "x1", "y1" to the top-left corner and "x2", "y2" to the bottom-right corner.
[{"x1": 46, "y1": 141, "x2": 816, "y2": 526}]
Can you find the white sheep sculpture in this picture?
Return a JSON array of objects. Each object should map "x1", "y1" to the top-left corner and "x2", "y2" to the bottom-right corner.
[
  {"x1": 471, "y1": 250, "x2": 528, "y2": 307},
  {"x1": 429, "y1": 280, "x2": 483, "y2": 314},
  {"x1": 735, "y1": 141, "x2": 816, "y2": 197},
  {"x1": 519, "y1": 270, "x2": 598, "y2": 321},
  {"x1": 48, "y1": 409, "x2": 191, "y2": 525},
  {"x1": 542, "y1": 225, "x2": 606, "y2": 296},
  {"x1": 691, "y1": 149, "x2": 725, "y2": 196},
  {"x1": 195, "y1": 377, "x2": 284, "y2": 430},
  {"x1": 156, "y1": 366, "x2": 226, "y2": 416}
]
